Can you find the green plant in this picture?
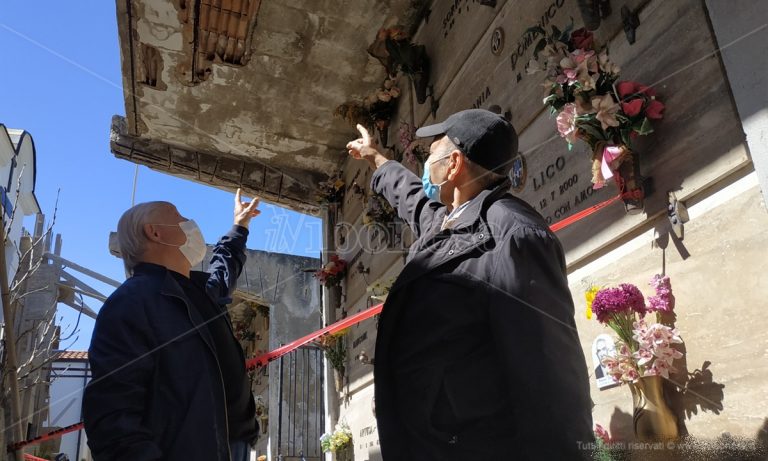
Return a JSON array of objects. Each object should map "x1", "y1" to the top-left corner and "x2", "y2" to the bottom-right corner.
[{"x1": 316, "y1": 331, "x2": 348, "y2": 375}]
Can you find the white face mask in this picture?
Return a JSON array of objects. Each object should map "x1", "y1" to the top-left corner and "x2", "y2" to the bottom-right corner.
[{"x1": 154, "y1": 220, "x2": 207, "y2": 266}]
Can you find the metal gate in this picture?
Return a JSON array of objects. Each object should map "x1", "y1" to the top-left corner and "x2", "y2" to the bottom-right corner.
[{"x1": 277, "y1": 345, "x2": 325, "y2": 460}]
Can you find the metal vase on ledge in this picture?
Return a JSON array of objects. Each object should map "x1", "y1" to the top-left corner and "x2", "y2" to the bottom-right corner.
[
  {"x1": 333, "y1": 367, "x2": 345, "y2": 393},
  {"x1": 410, "y1": 45, "x2": 431, "y2": 105},
  {"x1": 629, "y1": 375, "x2": 679, "y2": 441},
  {"x1": 615, "y1": 150, "x2": 645, "y2": 214},
  {"x1": 328, "y1": 284, "x2": 343, "y2": 311}
]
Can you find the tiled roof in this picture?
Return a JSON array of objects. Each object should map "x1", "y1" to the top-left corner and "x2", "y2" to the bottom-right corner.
[{"x1": 55, "y1": 351, "x2": 89, "y2": 361}]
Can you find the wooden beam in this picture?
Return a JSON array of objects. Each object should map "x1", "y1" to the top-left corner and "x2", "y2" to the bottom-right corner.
[{"x1": 44, "y1": 253, "x2": 121, "y2": 288}]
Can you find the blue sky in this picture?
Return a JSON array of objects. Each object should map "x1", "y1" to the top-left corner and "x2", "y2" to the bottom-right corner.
[{"x1": 0, "y1": 2, "x2": 321, "y2": 350}]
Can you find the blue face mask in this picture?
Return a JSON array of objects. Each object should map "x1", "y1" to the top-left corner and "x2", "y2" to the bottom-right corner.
[{"x1": 421, "y1": 155, "x2": 450, "y2": 202}]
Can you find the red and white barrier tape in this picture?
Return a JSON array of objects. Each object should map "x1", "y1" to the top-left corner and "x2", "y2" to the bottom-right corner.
[
  {"x1": 23, "y1": 454, "x2": 49, "y2": 461},
  {"x1": 8, "y1": 303, "x2": 384, "y2": 453},
  {"x1": 246, "y1": 302, "x2": 383, "y2": 369}
]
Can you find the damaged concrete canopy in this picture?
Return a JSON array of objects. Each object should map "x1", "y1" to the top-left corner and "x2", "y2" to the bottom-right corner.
[{"x1": 113, "y1": 0, "x2": 424, "y2": 212}]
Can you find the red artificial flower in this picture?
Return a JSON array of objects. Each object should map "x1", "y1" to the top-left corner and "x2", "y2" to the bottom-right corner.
[
  {"x1": 570, "y1": 28, "x2": 594, "y2": 50},
  {"x1": 617, "y1": 81, "x2": 656, "y2": 100},
  {"x1": 638, "y1": 84, "x2": 656, "y2": 97},
  {"x1": 645, "y1": 99, "x2": 665, "y2": 119},
  {"x1": 617, "y1": 81, "x2": 642, "y2": 98},
  {"x1": 621, "y1": 99, "x2": 644, "y2": 117}
]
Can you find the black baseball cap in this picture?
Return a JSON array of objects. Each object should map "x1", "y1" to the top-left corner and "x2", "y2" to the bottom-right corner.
[{"x1": 415, "y1": 109, "x2": 518, "y2": 175}]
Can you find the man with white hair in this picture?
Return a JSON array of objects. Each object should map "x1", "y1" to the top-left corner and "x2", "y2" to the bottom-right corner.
[{"x1": 83, "y1": 189, "x2": 261, "y2": 461}]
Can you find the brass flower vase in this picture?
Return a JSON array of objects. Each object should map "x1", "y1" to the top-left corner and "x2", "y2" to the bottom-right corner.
[
  {"x1": 577, "y1": 0, "x2": 602, "y2": 30},
  {"x1": 410, "y1": 45, "x2": 431, "y2": 104},
  {"x1": 629, "y1": 376, "x2": 679, "y2": 441},
  {"x1": 333, "y1": 368, "x2": 345, "y2": 393},
  {"x1": 615, "y1": 149, "x2": 644, "y2": 214},
  {"x1": 335, "y1": 444, "x2": 353, "y2": 461},
  {"x1": 328, "y1": 284, "x2": 343, "y2": 311},
  {"x1": 590, "y1": 143, "x2": 645, "y2": 214}
]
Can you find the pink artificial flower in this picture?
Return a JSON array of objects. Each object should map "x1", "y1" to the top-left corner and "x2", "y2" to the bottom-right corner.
[
  {"x1": 556, "y1": 103, "x2": 579, "y2": 144},
  {"x1": 594, "y1": 424, "x2": 611, "y2": 444},
  {"x1": 623, "y1": 367, "x2": 640, "y2": 382},
  {"x1": 654, "y1": 346, "x2": 683, "y2": 363},
  {"x1": 649, "y1": 359, "x2": 676, "y2": 379},
  {"x1": 601, "y1": 356, "x2": 619, "y2": 370},
  {"x1": 557, "y1": 58, "x2": 579, "y2": 84},
  {"x1": 398, "y1": 122, "x2": 415, "y2": 150},
  {"x1": 618, "y1": 342, "x2": 632, "y2": 356},
  {"x1": 570, "y1": 48, "x2": 595, "y2": 65},
  {"x1": 634, "y1": 347, "x2": 654, "y2": 366},
  {"x1": 591, "y1": 94, "x2": 620, "y2": 130},
  {"x1": 598, "y1": 50, "x2": 620, "y2": 75},
  {"x1": 576, "y1": 60, "x2": 598, "y2": 90}
]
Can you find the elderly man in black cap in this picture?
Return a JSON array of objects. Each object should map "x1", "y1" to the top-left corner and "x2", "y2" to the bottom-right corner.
[{"x1": 347, "y1": 109, "x2": 593, "y2": 460}]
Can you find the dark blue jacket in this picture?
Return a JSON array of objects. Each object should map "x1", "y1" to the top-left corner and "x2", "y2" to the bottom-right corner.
[
  {"x1": 83, "y1": 226, "x2": 254, "y2": 461},
  {"x1": 371, "y1": 161, "x2": 594, "y2": 460}
]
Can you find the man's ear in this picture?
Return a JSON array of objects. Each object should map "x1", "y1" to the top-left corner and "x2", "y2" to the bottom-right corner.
[
  {"x1": 143, "y1": 223, "x2": 160, "y2": 243},
  {"x1": 447, "y1": 150, "x2": 464, "y2": 181}
]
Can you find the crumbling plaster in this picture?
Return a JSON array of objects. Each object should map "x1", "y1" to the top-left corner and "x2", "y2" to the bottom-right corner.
[{"x1": 115, "y1": 0, "x2": 416, "y2": 209}]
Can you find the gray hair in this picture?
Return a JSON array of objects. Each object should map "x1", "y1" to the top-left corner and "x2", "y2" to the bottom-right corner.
[{"x1": 116, "y1": 201, "x2": 171, "y2": 274}]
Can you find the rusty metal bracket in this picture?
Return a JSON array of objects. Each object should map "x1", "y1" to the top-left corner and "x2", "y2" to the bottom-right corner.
[
  {"x1": 621, "y1": 5, "x2": 640, "y2": 44},
  {"x1": 428, "y1": 85, "x2": 439, "y2": 119},
  {"x1": 667, "y1": 191, "x2": 689, "y2": 239},
  {"x1": 599, "y1": 0, "x2": 612, "y2": 18}
]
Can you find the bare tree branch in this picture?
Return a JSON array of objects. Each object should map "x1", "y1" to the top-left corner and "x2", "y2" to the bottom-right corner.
[{"x1": 3, "y1": 164, "x2": 26, "y2": 245}]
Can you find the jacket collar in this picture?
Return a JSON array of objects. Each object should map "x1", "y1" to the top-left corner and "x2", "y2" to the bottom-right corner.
[
  {"x1": 390, "y1": 179, "x2": 511, "y2": 293},
  {"x1": 133, "y1": 263, "x2": 217, "y2": 351},
  {"x1": 444, "y1": 178, "x2": 511, "y2": 231},
  {"x1": 133, "y1": 263, "x2": 208, "y2": 292}
]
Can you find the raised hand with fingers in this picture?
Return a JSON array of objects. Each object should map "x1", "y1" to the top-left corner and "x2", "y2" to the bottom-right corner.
[
  {"x1": 234, "y1": 188, "x2": 261, "y2": 229},
  {"x1": 346, "y1": 124, "x2": 390, "y2": 170}
]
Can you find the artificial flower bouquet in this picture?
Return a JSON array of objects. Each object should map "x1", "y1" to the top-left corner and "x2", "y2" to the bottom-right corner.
[
  {"x1": 334, "y1": 76, "x2": 400, "y2": 124},
  {"x1": 314, "y1": 330, "x2": 348, "y2": 376},
  {"x1": 397, "y1": 121, "x2": 430, "y2": 167},
  {"x1": 587, "y1": 275, "x2": 682, "y2": 382},
  {"x1": 314, "y1": 255, "x2": 348, "y2": 288},
  {"x1": 368, "y1": 26, "x2": 431, "y2": 104},
  {"x1": 527, "y1": 24, "x2": 665, "y2": 194},
  {"x1": 232, "y1": 320, "x2": 256, "y2": 342},
  {"x1": 367, "y1": 277, "x2": 396, "y2": 302},
  {"x1": 362, "y1": 193, "x2": 397, "y2": 227},
  {"x1": 317, "y1": 172, "x2": 345, "y2": 204},
  {"x1": 320, "y1": 422, "x2": 353, "y2": 453}
]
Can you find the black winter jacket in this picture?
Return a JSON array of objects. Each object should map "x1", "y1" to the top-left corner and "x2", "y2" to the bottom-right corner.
[
  {"x1": 371, "y1": 161, "x2": 594, "y2": 460},
  {"x1": 83, "y1": 226, "x2": 257, "y2": 461}
]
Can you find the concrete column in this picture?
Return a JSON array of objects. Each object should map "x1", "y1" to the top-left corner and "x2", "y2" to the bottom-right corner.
[{"x1": 321, "y1": 203, "x2": 340, "y2": 461}]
